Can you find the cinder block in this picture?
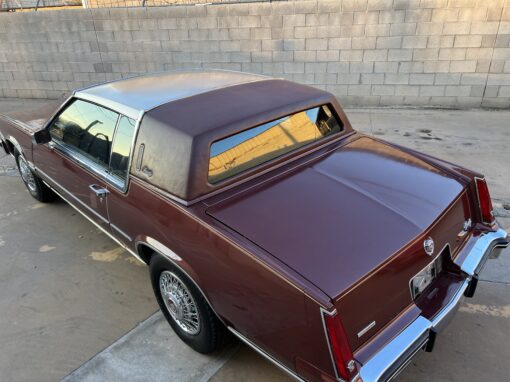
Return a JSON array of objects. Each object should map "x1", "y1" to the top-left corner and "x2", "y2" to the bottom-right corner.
[
  {"x1": 294, "y1": 26, "x2": 317, "y2": 39},
  {"x1": 461, "y1": 73, "x2": 488, "y2": 85},
  {"x1": 375, "y1": 62, "x2": 399, "y2": 73},
  {"x1": 388, "y1": 49, "x2": 413, "y2": 61},
  {"x1": 366, "y1": 24, "x2": 390, "y2": 37},
  {"x1": 317, "y1": 50, "x2": 341, "y2": 61},
  {"x1": 284, "y1": 39, "x2": 306, "y2": 51},
  {"x1": 318, "y1": 0, "x2": 342, "y2": 13},
  {"x1": 352, "y1": 37, "x2": 376, "y2": 50},
  {"x1": 402, "y1": 36, "x2": 427, "y2": 48},
  {"x1": 443, "y1": 22, "x2": 471, "y2": 35},
  {"x1": 272, "y1": 51, "x2": 294, "y2": 62},
  {"x1": 431, "y1": 8, "x2": 459, "y2": 22},
  {"x1": 367, "y1": 0, "x2": 393, "y2": 11},
  {"x1": 348, "y1": 84, "x2": 372, "y2": 96},
  {"x1": 417, "y1": 22, "x2": 444, "y2": 36},
  {"x1": 405, "y1": 9, "x2": 432, "y2": 22},
  {"x1": 385, "y1": 73, "x2": 410, "y2": 84},
  {"x1": 284, "y1": 62, "x2": 305, "y2": 74},
  {"x1": 419, "y1": 85, "x2": 445, "y2": 96},
  {"x1": 350, "y1": 62, "x2": 375, "y2": 73},
  {"x1": 305, "y1": 62, "x2": 328, "y2": 73},
  {"x1": 379, "y1": 10, "x2": 405, "y2": 24},
  {"x1": 261, "y1": 15, "x2": 283, "y2": 28},
  {"x1": 262, "y1": 39, "x2": 284, "y2": 51},
  {"x1": 338, "y1": 73, "x2": 362, "y2": 84},
  {"x1": 361, "y1": 73, "x2": 385, "y2": 84},
  {"x1": 395, "y1": 85, "x2": 420, "y2": 96},
  {"x1": 282, "y1": 14, "x2": 306, "y2": 28},
  {"x1": 398, "y1": 62, "x2": 424, "y2": 73},
  {"x1": 316, "y1": 26, "x2": 342, "y2": 38},
  {"x1": 342, "y1": 0, "x2": 368, "y2": 12},
  {"x1": 390, "y1": 23, "x2": 417, "y2": 36},
  {"x1": 466, "y1": 48, "x2": 493, "y2": 60},
  {"x1": 294, "y1": 50, "x2": 317, "y2": 62},
  {"x1": 314, "y1": 73, "x2": 338, "y2": 85},
  {"x1": 454, "y1": 35, "x2": 482, "y2": 48},
  {"x1": 329, "y1": 37, "x2": 352, "y2": 50},
  {"x1": 435, "y1": 73, "x2": 461, "y2": 85},
  {"x1": 340, "y1": 50, "x2": 364, "y2": 61},
  {"x1": 306, "y1": 39, "x2": 328, "y2": 51},
  {"x1": 377, "y1": 37, "x2": 402, "y2": 49},
  {"x1": 410, "y1": 73, "x2": 435, "y2": 85},
  {"x1": 439, "y1": 48, "x2": 466, "y2": 60},
  {"x1": 450, "y1": 60, "x2": 477, "y2": 72},
  {"x1": 251, "y1": 28, "x2": 272, "y2": 40},
  {"x1": 427, "y1": 36, "x2": 454, "y2": 48},
  {"x1": 423, "y1": 60, "x2": 450, "y2": 73},
  {"x1": 372, "y1": 85, "x2": 395, "y2": 95},
  {"x1": 494, "y1": 48, "x2": 510, "y2": 59},
  {"x1": 251, "y1": 51, "x2": 272, "y2": 63},
  {"x1": 363, "y1": 49, "x2": 388, "y2": 61},
  {"x1": 353, "y1": 11, "x2": 379, "y2": 25},
  {"x1": 239, "y1": 16, "x2": 261, "y2": 28},
  {"x1": 327, "y1": 62, "x2": 350, "y2": 73},
  {"x1": 413, "y1": 48, "x2": 439, "y2": 60}
]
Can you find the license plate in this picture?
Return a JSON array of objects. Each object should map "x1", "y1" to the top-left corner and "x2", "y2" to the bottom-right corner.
[{"x1": 411, "y1": 256, "x2": 443, "y2": 299}]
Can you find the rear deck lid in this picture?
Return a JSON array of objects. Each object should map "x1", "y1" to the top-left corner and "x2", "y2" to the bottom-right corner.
[{"x1": 206, "y1": 137, "x2": 464, "y2": 298}]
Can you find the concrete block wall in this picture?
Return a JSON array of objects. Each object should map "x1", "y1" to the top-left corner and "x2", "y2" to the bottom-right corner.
[{"x1": 0, "y1": 0, "x2": 509, "y2": 108}]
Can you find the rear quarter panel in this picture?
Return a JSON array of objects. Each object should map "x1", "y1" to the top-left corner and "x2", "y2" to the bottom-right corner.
[{"x1": 107, "y1": 178, "x2": 336, "y2": 379}]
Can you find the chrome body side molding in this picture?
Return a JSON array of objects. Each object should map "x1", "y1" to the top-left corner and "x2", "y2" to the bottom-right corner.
[
  {"x1": 37, "y1": 169, "x2": 144, "y2": 264},
  {"x1": 227, "y1": 327, "x2": 306, "y2": 382},
  {"x1": 359, "y1": 228, "x2": 509, "y2": 382}
]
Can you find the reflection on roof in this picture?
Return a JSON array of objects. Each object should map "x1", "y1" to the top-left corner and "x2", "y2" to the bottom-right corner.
[{"x1": 75, "y1": 70, "x2": 270, "y2": 119}]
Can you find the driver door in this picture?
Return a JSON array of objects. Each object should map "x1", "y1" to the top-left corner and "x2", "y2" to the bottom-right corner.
[{"x1": 33, "y1": 98, "x2": 119, "y2": 231}]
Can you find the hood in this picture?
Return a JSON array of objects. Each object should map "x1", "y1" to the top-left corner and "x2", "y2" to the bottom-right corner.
[
  {"x1": 206, "y1": 137, "x2": 464, "y2": 297},
  {"x1": 3, "y1": 99, "x2": 64, "y2": 133}
]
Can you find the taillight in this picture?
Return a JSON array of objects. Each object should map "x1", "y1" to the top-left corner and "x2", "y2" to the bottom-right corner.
[
  {"x1": 475, "y1": 177, "x2": 495, "y2": 225},
  {"x1": 323, "y1": 310, "x2": 358, "y2": 381}
]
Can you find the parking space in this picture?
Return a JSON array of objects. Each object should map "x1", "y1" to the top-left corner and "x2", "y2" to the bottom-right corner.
[{"x1": 1, "y1": 99, "x2": 509, "y2": 381}]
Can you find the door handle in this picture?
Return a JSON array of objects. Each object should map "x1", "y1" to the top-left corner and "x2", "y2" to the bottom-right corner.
[{"x1": 89, "y1": 184, "x2": 109, "y2": 198}]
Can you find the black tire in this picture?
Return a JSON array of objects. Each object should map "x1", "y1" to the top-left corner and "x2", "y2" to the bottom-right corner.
[
  {"x1": 15, "y1": 154, "x2": 57, "y2": 203},
  {"x1": 149, "y1": 253, "x2": 226, "y2": 353}
]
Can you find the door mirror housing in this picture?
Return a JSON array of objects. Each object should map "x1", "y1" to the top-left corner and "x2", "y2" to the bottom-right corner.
[{"x1": 33, "y1": 129, "x2": 52, "y2": 145}]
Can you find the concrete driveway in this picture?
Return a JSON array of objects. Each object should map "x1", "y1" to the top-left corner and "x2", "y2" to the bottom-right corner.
[{"x1": 1, "y1": 98, "x2": 509, "y2": 382}]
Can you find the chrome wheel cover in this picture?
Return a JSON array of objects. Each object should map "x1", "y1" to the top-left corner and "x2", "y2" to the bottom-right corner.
[
  {"x1": 19, "y1": 157, "x2": 37, "y2": 193},
  {"x1": 159, "y1": 271, "x2": 200, "y2": 335}
]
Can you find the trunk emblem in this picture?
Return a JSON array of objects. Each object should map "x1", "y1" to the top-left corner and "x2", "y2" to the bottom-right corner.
[{"x1": 423, "y1": 237, "x2": 435, "y2": 256}]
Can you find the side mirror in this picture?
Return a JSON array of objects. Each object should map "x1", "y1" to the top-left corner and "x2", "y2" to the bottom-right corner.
[{"x1": 33, "y1": 129, "x2": 52, "y2": 145}]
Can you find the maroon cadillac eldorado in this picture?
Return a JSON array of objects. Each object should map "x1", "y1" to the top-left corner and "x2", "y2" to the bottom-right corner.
[{"x1": 0, "y1": 70, "x2": 508, "y2": 382}]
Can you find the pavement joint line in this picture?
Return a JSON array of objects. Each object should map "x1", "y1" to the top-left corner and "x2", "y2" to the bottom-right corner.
[
  {"x1": 478, "y1": 279, "x2": 510, "y2": 286},
  {"x1": 59, "y1": 310, "x2": 162, "y2": 381},
  {"x1": 60, "y1": 311, "x2": 241, "y2": 382}
]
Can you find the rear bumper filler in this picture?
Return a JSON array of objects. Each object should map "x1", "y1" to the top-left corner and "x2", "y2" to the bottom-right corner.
[{"x1": 359, "y1": 228, "x2": 509, "y2": 382}]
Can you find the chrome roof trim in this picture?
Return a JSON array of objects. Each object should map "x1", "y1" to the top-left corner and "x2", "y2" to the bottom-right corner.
[{"x1": 74, "y1": 92, "x2": 140, "y2": 120}]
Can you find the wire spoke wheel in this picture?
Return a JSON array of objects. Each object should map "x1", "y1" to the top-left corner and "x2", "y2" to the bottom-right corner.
[
  {"x1": 159, "y1": 270, "x2": 201, "y2": 335},
  {"x1": 18, "y1": 157, "x2": 37, "y2": 193}
]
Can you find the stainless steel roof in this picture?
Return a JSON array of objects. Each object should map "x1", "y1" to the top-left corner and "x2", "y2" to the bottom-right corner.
[{"x1": 74, "y1": 70, "x2": 270, "y2": 120}]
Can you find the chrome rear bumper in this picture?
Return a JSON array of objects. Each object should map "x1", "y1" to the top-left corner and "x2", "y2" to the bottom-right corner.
[{"x1": 359, "y1": 228, "x2": 509, "y2": 382}]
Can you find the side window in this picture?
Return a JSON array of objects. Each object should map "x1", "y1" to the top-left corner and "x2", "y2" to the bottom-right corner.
[
  {"x1": 109, "y1": 116, "x2": 136, "y2": 186},
  {"x1": 49, "y1": 99, "x2": 119, "y2": 168}
]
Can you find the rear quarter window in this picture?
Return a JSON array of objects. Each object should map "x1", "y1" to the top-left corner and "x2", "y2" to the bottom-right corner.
[{"x1": 208, "y1": 105, "x2": 342, "y2": 184}]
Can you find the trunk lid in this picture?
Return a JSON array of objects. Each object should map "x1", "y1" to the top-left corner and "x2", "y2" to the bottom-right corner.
[{"x1": 206, "y1": 136, "x2": 469, "y2": 348}]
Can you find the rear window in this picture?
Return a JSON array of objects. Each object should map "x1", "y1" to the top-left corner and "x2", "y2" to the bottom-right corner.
[{"x1": 208, "y1": 105, "x2": 342, "y2": 184}]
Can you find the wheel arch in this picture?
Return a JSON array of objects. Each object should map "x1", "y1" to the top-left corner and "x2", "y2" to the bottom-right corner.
[{"x1": 134, "y1": 236, "x2": 227, "y2": 325}]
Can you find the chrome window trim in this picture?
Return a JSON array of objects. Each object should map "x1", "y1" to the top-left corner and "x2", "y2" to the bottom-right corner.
[
  {"x1": 227, "y1": 327, "x2": 307, "y2": 382},
  {"x1": 74, "y1": 92, "x2": 140, "y2": 120},
  {"x1": 44, "y1": 98, "x2": 143, "y2": 195}
]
